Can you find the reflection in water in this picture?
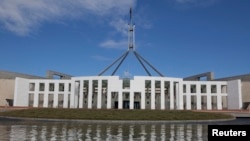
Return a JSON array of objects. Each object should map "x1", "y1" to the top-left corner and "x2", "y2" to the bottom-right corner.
[{"x1": 0, "y1": 121, "x2": 209, "y2": 141}]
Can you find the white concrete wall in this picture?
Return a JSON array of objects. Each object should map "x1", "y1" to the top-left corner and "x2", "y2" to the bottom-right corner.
[
  {"x1": 14, "y1": 78, "x2": 72, "y2": 108},
  {"x1": 13, "y1": 75, "x2": 242, "y2": 111},
  {"x1": 182, "y1": 81, "x2": 228, "y2": 110},
  {"x1": 227, "y1": 79, "x2": 242, "y2": 110},
  {"x1": 14, "y1": 77, "x2": 29, "y2": 107}
]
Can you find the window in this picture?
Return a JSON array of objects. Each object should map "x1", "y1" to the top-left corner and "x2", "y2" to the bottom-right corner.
[
  {"x1": 93, "y1": 80, "x2": 98, "y2": 93},
  {"x1": 58, "y1": 94, "x2": 64, "y2": 108},
  {"x1": 84, "y1": 80, "x2": 89, "y2": 94},
  {"x1": 39, "y1": 93, "x2": 44, "y2": 107},
  {"x1": 145, "y1": 80, "x2": 151, "y2": 97},
  {"x1": 39, "y1": 83, "x2": 45, "y2": 91},
  {"x1": 48, "y1": 94, "x2": 54, "y2": 108},
  {"x1": 155, "y1": 81, "x2": 160, "y2": 94},
  {"x1": 123, "y1": 79, "x2": 130, "y2": 89},
  {"x1": 201, "y1": 85, "x2": 206, "y2": 93},
  {"x1": 125, "y1": 93, "x2": 129, "y2": 99},
  {"x1": 102, "y1": 80, "x2": 108, "y2": 95},
  {"x1": 59, "y1": 83, "x2": 64, "y2": 91},
  {"x1": 29, "y1": 83, "x2": 35, "y2": 91},
  {"x1": 190, "y1": 85, "x2": 196, "y2": 93},
  {"x1": 28, "y1": 93, "x2": 34, "y2": 107},
  {"x1": 183, "y1": 85, "x2": 186, "y2": 93},
  {"x1": 68, "y1": 83, "x2": 71, "y2": 92},
  {"x1": 211, "y1": 85, "x2": 217, "y2": 93},
  {"x1": 49, "y1": 83, "x2": 54, "y2": 91}
]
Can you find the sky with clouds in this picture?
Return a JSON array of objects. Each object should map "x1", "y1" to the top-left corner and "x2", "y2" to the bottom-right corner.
[{"x1": 1, "y1": 0, "x2": 250, "y2": 78}]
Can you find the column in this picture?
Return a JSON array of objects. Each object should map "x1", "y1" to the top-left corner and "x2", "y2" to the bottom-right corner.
[
  {"x1": 160, "y1": 80, "x2": 165, "y2": 110},
  {"x1": 217, "y1": 84, "x2": 222, "y2": 110},
  {"x1": 43, "y1": 82, "x2": 49, "y2": 108},
  {"x1": 33, "y1": 82, "x2": 39, "y2": 107},
  {"x1": 170, "y1": 81, "x2": 174, "y2": 110},
  {"x1": 196, "y1": 84, "x2": 201, "y2": 110},
  {"x1": 207, "y1": 84, "x2": 212, "y2": 110},
  {"x1": 130, "y1": 91, "x2": 134, "y2": 109},
  {"x1": 118, "y1": 91, "x2": 123, "y2": 109},
  {"x1": 151, "y1": 80, "x2": 155, "y2": 110},
  {"x1": 63, "y1": 82, "x2": 69, "y2": 108},
  {"x1": 74, "y1": 81, "x2": 80, "y2": 108},
  {"x1": 70, "y1": 82, "x2": 75, "y2": 108},
  {"x1": 79, "y1": 81, "x2": 83, "y2": 108},
  {"x1": 87, "y1": 80, "x2": 93, "y2": 109},
  {"x1": 107, "y1": 89, "x2": 111, "y2": 109},
  {"x1": 97, "y1": 80, "x2": 102, "y2": 109},
  {"x1": 53, "y1": 82, "x2": 59, "y2": 108},
  {"x1": 186, "y1": 84, "x2": 191, "y2": 110},
  {"x1": 178, "y1": 81, "x2": 184, "y2": 110}
]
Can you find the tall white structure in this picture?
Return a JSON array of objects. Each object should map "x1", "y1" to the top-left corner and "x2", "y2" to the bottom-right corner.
[
  {"x1": 13, "y1": 9, "x2": 243, "y2": 110},
  {"x1": 14, "y1": 76, "x2": 242, "y2": 110}
]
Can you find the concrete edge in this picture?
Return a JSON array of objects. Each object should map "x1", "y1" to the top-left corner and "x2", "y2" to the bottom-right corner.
[{"x1": 0, "y1": 116, "x2": 236, "y2": 124}]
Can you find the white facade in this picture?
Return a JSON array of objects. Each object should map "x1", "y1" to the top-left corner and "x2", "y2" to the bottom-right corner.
[{"x1": 14, "y1": 76, "x2": 242, "y2": 110}]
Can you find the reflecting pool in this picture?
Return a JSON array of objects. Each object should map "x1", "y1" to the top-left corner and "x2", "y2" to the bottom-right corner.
[{"x1": 0, "y1": 118, "x2": 249, "y2": 141}]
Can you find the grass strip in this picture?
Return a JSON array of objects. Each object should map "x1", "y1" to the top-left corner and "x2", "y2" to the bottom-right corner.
[{"x1": 0, "y1": 108, "x2": 233, "y2": 121}]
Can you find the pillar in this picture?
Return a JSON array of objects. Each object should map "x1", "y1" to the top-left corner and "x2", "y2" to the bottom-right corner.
[
  {"x1": 130, "y1": 91, "x2": 134, "y2": 109},
  {"x1": 207, "y1": 84, "x2": 212, "y2": 110},
  {"x1": 63, "y1": 82, "x2": 69, "y2": 108},
  {"x1": 107, "y1": 89, "x2": 111, "y2": 109},
  {"x1": 160, "y1": 80, "x2": 165, "y2": 110},
  {"x1": 44, "y1": 82, "x2": 49, "y2": 108},
  {"x1": 186, "y1": 84, "x2": 191, "y2": 110},
  {"x1": 217, "y1": 84, "x2": 222, "y2": 110},
  {"x1": 151, "y1": 80, "x2": 155, "y2": 110},
  {"x1": 97, "y1": 80, "x2": 102, "y2": 109},
  {"x1": 33, "y1": 82, "x2": 39, "y2": 107},
  {"x1": 118, "y1": 91, "x2": 123, "y2": 109},
  {"x1": 178, "y1": 82, "x2": 184, "y2": 110},
  {"x1": 170, "y1": 81, "x2": 174, "y2": 110},
  {"x1": 70, "y1": 81, "x2": 75, "y2": 108},
  {"x1": 87, "y1": 80, "x2": 93, "y2": 109},
  {"x1": 79, "y1": 80, "x2": 83, "y2": 108},
  {"x1": 196, "y1": 84, "x2": 201, "y2": 110},
  {"x1": 53, "y1": 82, "x2": 59, "y2": 108}
]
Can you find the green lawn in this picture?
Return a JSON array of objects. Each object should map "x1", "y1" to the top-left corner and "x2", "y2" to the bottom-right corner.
[{"x1": 0, "y1": 108, "x2": 234, "y2": 121}]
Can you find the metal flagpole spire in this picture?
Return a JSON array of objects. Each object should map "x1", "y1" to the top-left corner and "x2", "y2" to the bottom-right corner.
[
  {"x1": 98, "y1": 8, "x2": 165, "y2": 77},
  {"x1": 128, "y1": 7, "x2": 135, "y2": 50}
]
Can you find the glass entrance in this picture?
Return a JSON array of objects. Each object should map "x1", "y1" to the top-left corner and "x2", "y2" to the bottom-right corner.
[{"x1": 123, "y1": 101, "x2": 130, "y2": 109}]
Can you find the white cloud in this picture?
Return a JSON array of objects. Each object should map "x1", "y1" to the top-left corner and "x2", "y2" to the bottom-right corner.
[
  {"x1": 173, "y1": 0, "x2": 219, "y2": 7},
  {"x1": 91, "y1": 55, "x2": 111, "y2": 61},
  {"x1": 0, "y1": 0, "x2": 136, "y2": 36},
  {"x1": 109, "y1": 18, "x2": 128, "y2": 36},
  {"x1": 99, "y1": 39, "x2": 127, "y2": 50}
]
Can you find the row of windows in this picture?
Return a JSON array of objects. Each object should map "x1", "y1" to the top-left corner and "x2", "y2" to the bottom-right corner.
[
  {"x1": 183, "y1": 84, "x2": 227, "y2": 93},
  {"x1": 29, "y1": 81, "x2": 227, "y2": 94},
  {"x1": 29, "y1": 93, "x2": 70, "y2": 108},
  {"x1": 29, "y1": 83, "x2": 71, "y2": 92}
]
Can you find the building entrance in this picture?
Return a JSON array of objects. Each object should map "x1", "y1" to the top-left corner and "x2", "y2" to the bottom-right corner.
[
  {"x1": 134, "y1": 102, "x2": 140, "y2": 109},
  {"x1": 114, "y1": 101, "x2": 118, "y2": 109},
  {"x1": 123, "y1": 101, "x2": 130, "y2": 109}
]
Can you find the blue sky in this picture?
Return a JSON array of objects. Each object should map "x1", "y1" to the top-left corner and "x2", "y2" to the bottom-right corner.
[{"x1": 1, "y1": 0, "x2": 250, "y2": 78}]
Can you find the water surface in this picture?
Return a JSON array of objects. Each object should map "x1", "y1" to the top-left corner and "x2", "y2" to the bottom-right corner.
[{"x1": 0, "y1": 117, "x2": 249, "y2": 141}]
